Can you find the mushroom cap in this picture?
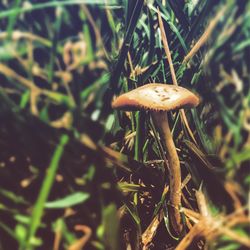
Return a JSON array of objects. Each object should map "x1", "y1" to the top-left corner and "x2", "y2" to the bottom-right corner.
[{"x1": 112, "y1": 83, "x2": 200, "y2": 112}]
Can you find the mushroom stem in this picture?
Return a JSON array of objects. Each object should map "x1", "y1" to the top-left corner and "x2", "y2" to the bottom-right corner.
[{"x1": 151, "y1": 111, "x2": 182, "y2": 234}]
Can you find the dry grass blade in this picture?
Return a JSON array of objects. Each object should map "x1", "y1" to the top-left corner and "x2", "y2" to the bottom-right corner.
[
  {"x1": 0, "y1": 63, "x2": 40, "y2": 91},
  {"x1": 183, "y1": 5, "x2": 227, "y2": 64},
  {"x1": 176, "y1": 207, "x2": 250, "y2": 250},
  {"x1": 157, "y1": 8, "x2": 198, "y2": 145},
  {"x1": 142, "y1": 209, "x2": 164, "y2": 250},
  {"x1": 80, "y1": 5, "x2": 109, "y2": 60},
  {"x1": 195, "y1": 185, "x2": 210, "y2": 217},
  {"x1": 68, "y1": 225, "x2": 92, "y2": 250},
  {"x1": 179, "y1": 109, "x2": 197, "y2": 144},
  {"x1": 224, "y1": 181, "x2": 244, "y2": 211},
  {"x1": 157, "y1": 8, "x2": 177, "y2": 86},
  {"x1": 215, "y1": 226, "x2": 250, "y2": 247},
  {"x1": 175, "y1": 219, "x2": 209, "y2": 250},
  {"x1": 142, "y1": 185, "x2": 169, "y2": 248},
  {"x1": 0, "y1": 63, "x2": 41, "y2": 115},
  {"x1": 0, "y1": 30, "x2": 51, "y2": 46},
  {"x1": 182, "y1": 207, "x2": 201, "y2": 223}
]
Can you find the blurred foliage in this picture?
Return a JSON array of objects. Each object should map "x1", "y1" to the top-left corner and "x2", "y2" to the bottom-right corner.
[{"x1": 0, "y1": 0, "x2": 249, "y2": 249}]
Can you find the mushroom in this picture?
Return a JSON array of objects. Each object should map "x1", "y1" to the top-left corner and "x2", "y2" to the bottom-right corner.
[{"x1": 112, "y1": 83, "x2": 200, "y2": 235}]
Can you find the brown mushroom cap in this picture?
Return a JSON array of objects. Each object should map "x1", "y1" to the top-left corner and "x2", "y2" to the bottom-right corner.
[{"x1": 112, "y1": 83, "x2": 200, "y2": 112}]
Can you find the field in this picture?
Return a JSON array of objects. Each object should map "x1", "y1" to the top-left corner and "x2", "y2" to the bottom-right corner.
[{"x1": 0, "y1": 1, "x2": 249, "y2": 249}]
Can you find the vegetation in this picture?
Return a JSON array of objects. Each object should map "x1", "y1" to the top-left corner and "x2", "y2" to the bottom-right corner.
[{"x1": 0, "y1": 0, "x2": 249, "y2": 249}]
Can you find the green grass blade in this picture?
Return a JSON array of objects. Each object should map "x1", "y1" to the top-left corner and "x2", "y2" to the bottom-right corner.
[
  {"x1": 23, "y1": 134, "x2": 69, "y2": 250},
  {"x1": 110, "y1": 0, "x2": 144, "y2": 93},
  {"x1": 0, "y1": 1, "x2": 121, "y2": 20},
  {"x1": 45, "y1": 192, "x2": 90, "y2": 209},
  {"x1": 6, "y1": 0, "x2": 22, "y2": 38}
]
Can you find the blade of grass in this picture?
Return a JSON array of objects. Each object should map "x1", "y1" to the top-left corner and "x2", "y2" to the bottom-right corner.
[
  {"x1": 0, "y1": 0, "x2": 121, "y2": 20},
  {"x1": 183, "y1": 4, "x2": 227, "y2": 64},
  {"x1": 81, "y1": 4, "x2": 110, "y2": 60},
  {"x1": 0, "y1": 31, "x2": 52, "y2": 47},
  {"x1": 0, "y1": 188, "x2": 29, "y2": 205},
  {"x1": 101, "y1": 203, "x2": 119, "y2": 250},
  {"x1": 183, "y1": 140, "x2": 226, "y2": 174},
  {"x1": 79, "y1": 6, "x2": 95, "y2": 63},
  {"x1": 110, "y1": 0, "x2": 144, "y2": 94},
  {"x1": 44, "y1": 192, "x2": 90, "y2": 209},
  {"x1": 80, "y1": 73, "x2": 110, "y2": 100},
  {"x1": 146, "y1": 8, "x2": 156, "y2": 66},
  {"x1": 157, "y1": 7, "x2": 198, "y2": 145},
  {"x1": 0, "y1": 63, "x2": 75, "y2": 109},
  {"x1": 47, "y1": 7, "x2": 63, "y2": 84},
  {"x1": 6, "y1": 0, "x2": 22, "y2": 39},
  {"x1": 149, "y1": 2, "x2": 188, "y2": 53},
  {"x1": 19, "y1": 90, "x2": 30, "y2": 109},
  {"x1": 0, "y1": 221, "x2": 18, "y2": 241},
  {"x1": 23, "y1": 134, "x2": 69, "y2": 250},
  {"x1": 191, "y1": 108, "x2": 214, "y2": 154},
  {"x1": 136, "y1": 112, "x2": 145, "y2": 162},
  {"x1": 168, "y1": 0, "x2": 190, "y2": 31}
]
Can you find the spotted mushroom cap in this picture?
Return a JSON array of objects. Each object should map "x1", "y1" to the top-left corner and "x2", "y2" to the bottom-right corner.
[{"x1": 112, "y1": 83, "x2": 200, "y2": 112}]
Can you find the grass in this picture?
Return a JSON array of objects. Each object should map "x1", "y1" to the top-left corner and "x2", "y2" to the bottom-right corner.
[{"x1": 0, "y1": 0, "x2": 249, "y2": 249}]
